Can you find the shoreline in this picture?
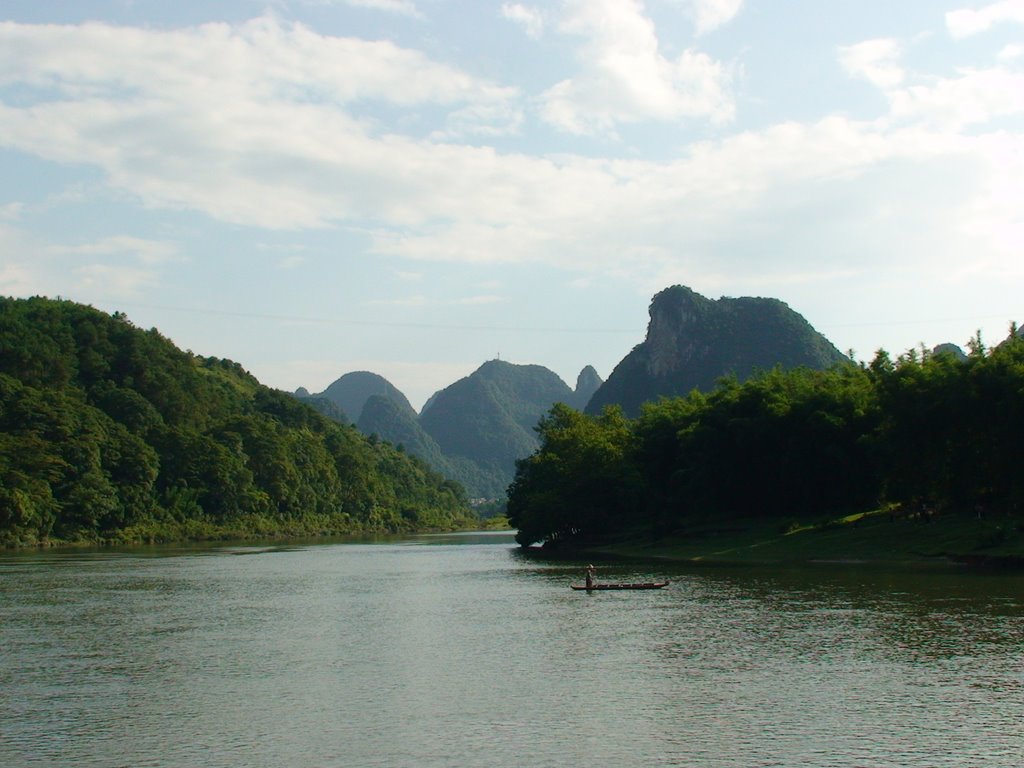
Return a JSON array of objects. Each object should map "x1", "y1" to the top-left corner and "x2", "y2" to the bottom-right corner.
[{"x1": 515, "y1": 510, "x2": 1024, "y2": 571}]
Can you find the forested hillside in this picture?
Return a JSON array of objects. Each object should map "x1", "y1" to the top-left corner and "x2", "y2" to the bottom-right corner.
[
  {"x1": 509, "y1": 329, "x2": 1024, "y2": 553},
  {"x1": 0, "y1": 297, "x2": 475, "y2": 547}
]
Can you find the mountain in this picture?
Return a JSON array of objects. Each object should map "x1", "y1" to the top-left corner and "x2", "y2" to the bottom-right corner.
[
  {"x1": 587, "y1": 285, "x2": 848, "y2": 417},
  {"x1": 329, "y1": 360, "x2": 601, "y2": 499},
  {"x1": 569, "y1": 365, "x2": 603, "y2": 410},
  {"x1": 301, "y1": 371, "x2": 414, "y2": 423},
  {"x1": 422, "y1": 361, "x2": 573, "y2": 452},
  {"x1": 0, "y1": 297, "x2": 473, "y2": 546},
  {"x1": 417, "y1": 360, "x2": 585, "y2": 498},
  {"x1": 932, "y1": 343, "x2": 967, "y2": 361},
  {"x1": 299, "y1": 395, "x2": 350, "y2": 424}
]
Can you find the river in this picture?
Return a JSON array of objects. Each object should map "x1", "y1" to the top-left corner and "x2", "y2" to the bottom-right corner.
[{"x1": 1, "y1": 532, "x2": 1022, "y2": 767}]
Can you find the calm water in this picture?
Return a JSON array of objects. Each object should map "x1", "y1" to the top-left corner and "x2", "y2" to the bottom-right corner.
[{"x1": 2, "y1": 533, "x2": 1022, "y2": 767}]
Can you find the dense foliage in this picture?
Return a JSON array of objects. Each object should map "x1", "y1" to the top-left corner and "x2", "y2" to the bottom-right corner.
[
  {"x1": 0, "y1": 297, "x2": 474, "y2": 546},
  {"x1": 509, "y1": 329, "x2": 1024, "y2": 547}
]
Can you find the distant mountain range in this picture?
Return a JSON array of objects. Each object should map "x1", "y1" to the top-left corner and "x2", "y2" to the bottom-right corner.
[
  {"x1": 297, "y1": 284, "x2": 857, "y2": 498},
  {"x1": 297, "y1": 371, "x2": 415, "y2": 423},
  {"x1": 298, "y1": 361, "x2": 602, "y2": 498}
]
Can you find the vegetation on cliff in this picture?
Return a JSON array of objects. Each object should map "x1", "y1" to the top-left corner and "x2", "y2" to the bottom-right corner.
[
  {"x1": 587, "y1": 285, "x2": 848, "y2": 417},
  {"x1": 0, "y1": 297, "x2": 475, "y2": 547},
  {"x1": 509, "y1": 328, "x2": 1024, "y2": 560}
]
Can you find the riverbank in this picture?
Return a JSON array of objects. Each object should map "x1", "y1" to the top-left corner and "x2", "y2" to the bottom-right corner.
[{"x1": 532, "y1": 508, "x2": 1024, "y2": 569}]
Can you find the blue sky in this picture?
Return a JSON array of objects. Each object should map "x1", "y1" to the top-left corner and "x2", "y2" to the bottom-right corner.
[{"x1": 1, "y1": 0, "x2": 1021, "y2": 409}]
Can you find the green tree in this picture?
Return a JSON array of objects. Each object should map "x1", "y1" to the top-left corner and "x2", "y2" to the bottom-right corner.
[{"x1": 508, "y1": 404, "x2": 637, "y2": 546}]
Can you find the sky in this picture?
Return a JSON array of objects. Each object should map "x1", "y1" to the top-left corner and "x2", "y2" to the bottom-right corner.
[{"x1": 1, "y1": 0, "x2": 1022, "y2": 411}]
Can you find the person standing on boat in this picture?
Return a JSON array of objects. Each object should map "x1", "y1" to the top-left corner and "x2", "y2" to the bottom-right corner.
[{"x1": 585, "y1": 564, "x2": 596, "y2": 589}]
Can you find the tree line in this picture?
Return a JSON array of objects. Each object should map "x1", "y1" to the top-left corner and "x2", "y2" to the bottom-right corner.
[
  {"x1": 508, "y1": 328, "x2": 1023, "y2": 547},
  {"x1": 0, "y1": 297, "x2": 475, "y2": 546}
]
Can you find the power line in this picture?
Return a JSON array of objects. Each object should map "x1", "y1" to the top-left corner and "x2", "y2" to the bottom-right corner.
[
  {"x1": 824, "y1": 314, "x2": 1018, "y2": 329},
  {"x1": 93, "y1": 300, "x2": 646, "y2": 335},
  {"x1": 91, "y1": 299, "x2": 1021, "y2": 337}
]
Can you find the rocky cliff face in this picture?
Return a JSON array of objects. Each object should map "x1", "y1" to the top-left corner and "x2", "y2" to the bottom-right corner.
[
  {"x1": 586, "y1": 285, "x2": 848, "y2": 417},
  {"x1": 643, "y1": 287, "x2": 715, "y2": 378}
]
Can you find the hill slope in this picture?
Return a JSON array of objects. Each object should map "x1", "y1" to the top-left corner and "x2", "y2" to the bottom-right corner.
[{"x1": 0, "y1": 297, "x2": 473, "y2": 547}]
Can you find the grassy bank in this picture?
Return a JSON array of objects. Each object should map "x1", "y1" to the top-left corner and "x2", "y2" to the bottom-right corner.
[{"x1": 563, "y1": 507, "x2": 1024, "y2": 568}]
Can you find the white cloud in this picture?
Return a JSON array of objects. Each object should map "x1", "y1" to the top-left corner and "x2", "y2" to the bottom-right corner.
[
  {"x1": 0, "y1": 202, "x2": 24, "y2": 221},
  {"x1": 690, "y1": 0, "x2": 744, "y2": 35},
  {"x1": 51, "y1": 235, "x2": 178, "y2": 264},
  {"x1": 0, "y1": 264, "x2": 36, "y2": 295},
  {"x1": 0, "y1": 226, "x2": 37, "y2": 294},
  {"x1": 502, "y1": 3, "x2": 545, "y2": 39},
  {"x1": 432, "y1": 101, "x2": 524, "y2": 140},
  {"x1": 956, "y1": 132, "x2": 1024, "y2": 260},
  {"x1": 0, "y1": 224, "x2": 57, "y2": 296},
  {"x1": 946, "y1": 0, "x2": 1024, "y2": 39},
  {"x1": 0, "y1": 14, "x2": 1019, "y2": 308},
  {"x1": 0, "y1": 17, "x2": 516, "y2": 119},
  {"x1": 539, "y1": 0, "x2": 734, "y2": 135},
  {"x1": 73, "y1": 263, "x2": 159, "y2": 298},
  {"x1": 0, "y1": 17, "x2": 521, "y2": 227},
  {"x1": 889, "y1": 67, "x2": 1024, "y2": 129},
  {"x1": 370, "y1": 117, "x2": 917, "y2": 269},
  {"x1": 998, "y1": 43, "x2": 1024, "y2": 60},
  {"x1": 838, "y1": 38, "x2": 905, "y2": 89},
  {"x1": 456, "y1": 294, "x2": 507, "y2": 305},
  {"x1": 838, "y1": 37, "x2": 1024, "y2": 130},
  {"x1": 38, "y1": 235, "x2": 177, "y2": 298},
  {"x1": 0, "y1": 224, "x2": 170, "y2": 301},
  {"x1": 299, "y1": 0, "x2": 421, "y2": 16}
]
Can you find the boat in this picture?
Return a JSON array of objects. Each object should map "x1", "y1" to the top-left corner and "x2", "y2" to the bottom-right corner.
[{"x1": 570, "y1": 581, "x2": 670, "y2": 591}]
